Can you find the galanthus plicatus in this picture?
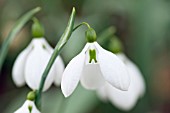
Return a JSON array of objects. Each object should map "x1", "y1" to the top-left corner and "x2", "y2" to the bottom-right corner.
[
  {"x1": 61, "y1": 28, "x2": 130, "y2": 97},
  {"x1": 14, "y1": 100, "x2": 40, "y2": 113},
  {"x1": 12, "y1": 37, "x2": 65, "y2": 91},
  {"x1": 97, "y1": 53, "x2": 145, "y2": 111}
]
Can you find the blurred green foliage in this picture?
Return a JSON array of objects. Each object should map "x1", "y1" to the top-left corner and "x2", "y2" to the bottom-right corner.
[{"x1": 0, "y1": 0, "x2": 170, "y2": 113}]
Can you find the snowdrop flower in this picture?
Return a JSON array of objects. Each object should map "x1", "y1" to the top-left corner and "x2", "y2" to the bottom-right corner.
[
  {"x1": 14, "y1": 100, "x2": 40, "y2": 113},
  {"x1": 61, "y1": 28, "x2": 130, "y2": 97},
  {"x1": 97, "y1": 53, "x2": 145, "y2": 111},
  {"x1": 12, "y1": 38, "x2": 65, "y2": 91}
]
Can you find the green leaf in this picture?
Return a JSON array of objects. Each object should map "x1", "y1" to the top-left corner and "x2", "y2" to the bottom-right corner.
[
  {"x1": 0, "y1": 7, "x2": 41, "y2": 71},
  {"x1": 35, "y1": 7, "x2": 76, "y2": 109}
]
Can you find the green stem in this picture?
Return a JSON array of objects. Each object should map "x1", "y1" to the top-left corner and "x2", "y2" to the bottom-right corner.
[
  {"x1": 0, "y1": 7, "x2": 41, "y2": 72},
  {"x1": 35, "y1": 7, "x2": 76, "y2": 109},
  {"x1": 73, "y1": 22, "x2": 91, "y2": 32}
]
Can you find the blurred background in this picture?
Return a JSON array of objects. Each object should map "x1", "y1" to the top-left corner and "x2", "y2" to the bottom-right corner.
[{"x1": 0, "y1": 0, "x2": 170, "y2": 113}]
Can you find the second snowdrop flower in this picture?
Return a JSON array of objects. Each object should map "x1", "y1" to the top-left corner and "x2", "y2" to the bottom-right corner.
[
  {"x1": 12, "y1": 19, "x2": 64, "y2": 91},
  {"x1": 61, "y1": 28, "x2": 130, "y2": 97},
  {"x1": 12, "y1": 38, "x2": 64, "y2": 91}
]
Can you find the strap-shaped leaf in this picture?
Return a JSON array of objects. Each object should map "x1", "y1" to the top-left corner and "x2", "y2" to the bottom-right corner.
[{"x1": 35, "y1": 7, "x2": 76, "y2": 109}]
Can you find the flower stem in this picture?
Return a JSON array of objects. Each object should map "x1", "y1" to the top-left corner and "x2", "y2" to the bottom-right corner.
[
  {"x1": 35, "y1": 7, "x2": 76, "y2": 109},
  {"x1": 73, "y1": 22, "x2": 91, "y2": 31}
]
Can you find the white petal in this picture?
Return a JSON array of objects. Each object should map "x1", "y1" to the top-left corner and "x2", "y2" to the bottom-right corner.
[
  {"x1": 94, "y1": 42, "x2": 130, "y2": 90},
  {"x1": 126, "y1": 59, "x2": 145, "y2": 97},
  {"x1": 12, "y1": 43, "x2": 32, "y2": 87},
  {"x1": 14, "y1": 100, "x2": 40, "y2": 113},
  {"x1": 117, "y1": 53, "x2": 145, "y2": 97},
  {"x1": 38, "y1": 38, "x2": 65, "y2": 86},
  {"x1": 25, "y1": 41, "x2": 55, "y2": 91},
  {"x1": 104, "y1": 53, "x2": 145, "y2": 110},
  {"x1": 61, "y1": 43, "x2": 90, "y2": 97},
  {"x1": 40, "y1": 38, "x2": 54, "y2": 53},
  {"x1": 96, "y1": 85, "x2": 108, "y2": 102},
  {"x1": 61, "y1": 53, "x2": 85, "y2": 97},
  {"x1": 106, "y1": 83, "x2": 138, "y2": 111},
  {"x1": 80, "y1": 63, "x2": 105, "y2": 89},
  {"x1": 53, "y1": 56, "x2": 65, "y2": 86}
]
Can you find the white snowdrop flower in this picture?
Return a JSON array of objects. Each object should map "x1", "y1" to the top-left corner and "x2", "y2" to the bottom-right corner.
[
  {"x1": 97, "y1": 53, "x2": 145, "y2": 111},
  {"x1": 12, "y1": 38, "x2": 65, "y2": 91},
  {"x1": 14, "y1": 100, "x2": 40, "y2": 113},
  {"x1": 61, "y1": 42, "x2": 130, "y2": 97}
]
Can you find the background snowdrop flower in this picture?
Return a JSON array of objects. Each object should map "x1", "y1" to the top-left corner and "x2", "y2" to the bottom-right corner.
[
  {"x1": 12, "y1": 38, "x2": 65, "y2": 91},
  {"x1": 61, "y1": 28, "x2": 130, "y2": 97},
  {"x1": 97, "y1": 53, "x2": 145, "y2": 111},
  {"x1": 14, "y1": 100, "x2": 40, "y2": 113}
]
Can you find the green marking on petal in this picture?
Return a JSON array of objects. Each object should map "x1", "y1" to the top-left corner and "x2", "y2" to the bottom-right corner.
[
  {"x1": 28, "y1": 105, "x2": 33, "y2": 113},
  {"x1": 89, "y1": 49, "x2": 97, "y2": 63},
  {"x1": 42, "y1": 44, "x2": 46, "y2": 49}
]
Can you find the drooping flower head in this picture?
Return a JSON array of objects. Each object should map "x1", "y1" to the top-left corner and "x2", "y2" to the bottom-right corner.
[
  {"x1": 14, "y1": 100, "x2": 40, "y2": 113},
  {"x1": 14, "y1": 91, "x2": 40, "y2": 113},
  {"x1": 12, "y1": 18, "x2": 65, "y2": 91},
  {"x1": 61, "y1": 27, "x2": 130, "y2": 97}
]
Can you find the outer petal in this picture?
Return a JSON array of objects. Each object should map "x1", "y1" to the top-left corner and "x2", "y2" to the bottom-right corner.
[
  {"x1": 94, "y1": 42, "x2": 130, "y2": 90},
  {"x1": 105, "y1": 53, "x2": 145, "y2": 111},
  {"x1": 14, "y1": 100, "x2": 40, "y2": 113},
  {"x1": 53, "y1": 56, "x2": 65, "y2": 86},
  {"x1": 117, "y1": 53, "x2": 145, "y2": 97},
  {"x1": 106, "y1": 83, "x2": 138, "y2": 111},
  {"x1": 80, "y1": 63, "x2": 105, "y2": 89},
  {"x1": 61, "y1": 43, "x2": 90, "y2": 97},
  {"x1": 126, "y1": 59, "x2": 145, "y2": 97},
  {"x1": 25, "y1": 39, "x2": 55, "y2": 91},
  {"x1": 12, "y1": 43, "x2": 32, "y2": 87},
  {"x1": 61, "y1": 53, "x2": 85, "y2": 97},
  {"x1": 96, "y1": 85, "x2": 108, "y2": 102}
]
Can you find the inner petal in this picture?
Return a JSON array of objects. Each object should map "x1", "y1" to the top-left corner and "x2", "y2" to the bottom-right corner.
[
  {"x1": 89, "y1": 49, "x2": 97, "y2": 63},
  {"x1": 80, "y1": 63, "x2": 105, "y2": 90},
  {"x1": 85, "y1": 43, "x2": 99, "y2": 65}
]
